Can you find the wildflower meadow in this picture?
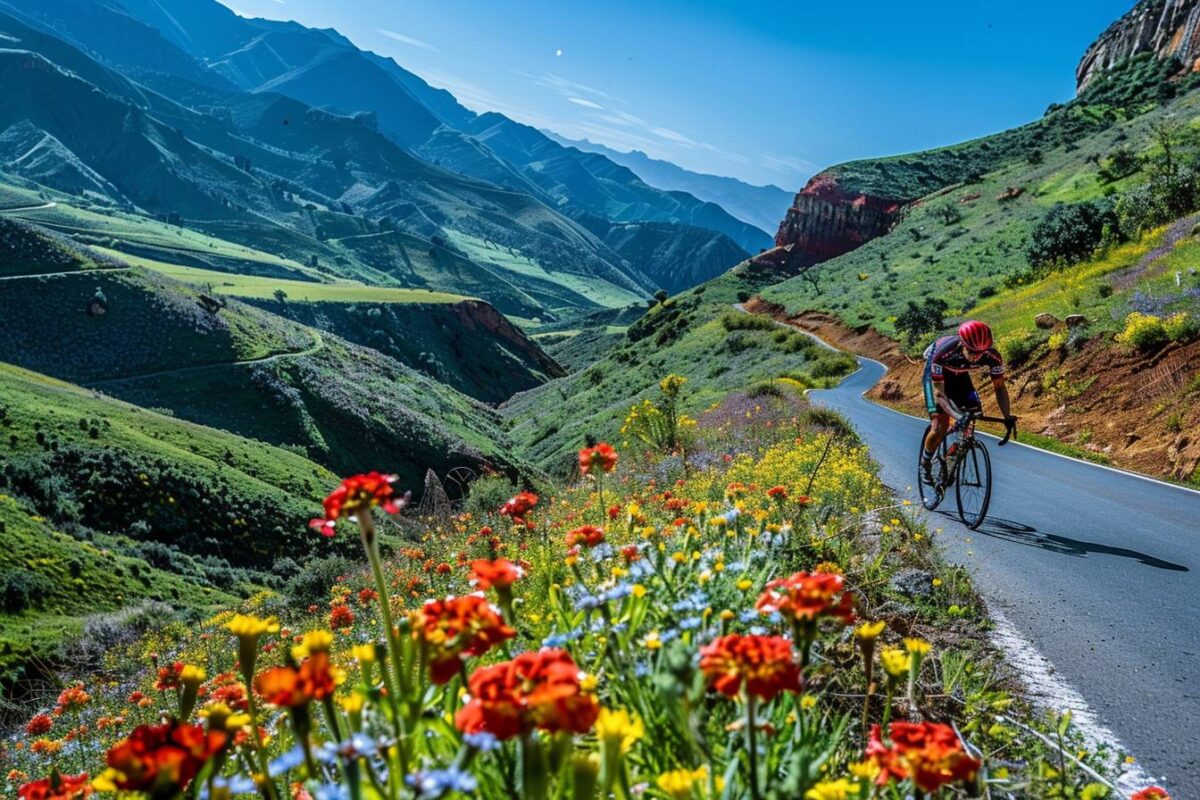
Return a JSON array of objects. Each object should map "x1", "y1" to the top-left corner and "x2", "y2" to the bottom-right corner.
[{"x1": 2, "y1": 382, "x2": 1169, "y2": 800}]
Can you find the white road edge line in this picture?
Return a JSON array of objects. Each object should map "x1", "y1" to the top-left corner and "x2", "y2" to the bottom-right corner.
[{"x1": 985, "y1": 600, "x2": 1164, "y2": 795}]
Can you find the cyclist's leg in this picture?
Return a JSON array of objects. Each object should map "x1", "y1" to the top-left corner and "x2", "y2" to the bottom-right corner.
[{"x1": 922, "y1": 367, "x2": 949, "y2": 463}]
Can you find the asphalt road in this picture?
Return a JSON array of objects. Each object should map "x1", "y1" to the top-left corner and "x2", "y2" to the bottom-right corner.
[{"x1": 810, "y1": 355, "x2": 1199, "y2": 795}]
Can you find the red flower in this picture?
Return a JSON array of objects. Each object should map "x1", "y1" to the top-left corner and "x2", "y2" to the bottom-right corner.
[
  {"x1": 154, "y1": 662, "x2": 184, "y2": 692},
  {"x1": 255, "y1": 652, "x2": 339, "y2": 707},
  {"x1": 208, "y1": 683, "x2": 248, "y2": 713},
  {"x1": 25, "y1": 714, "x2": 53, "y2": 737},
  {"x1": 866, "y1": 722, "x2": 981, "y2": 793},
  {"x1": 17, "y1": 772, "x2": 92, "y2": 800},
  {"x1": 357, "y1": 588, "x2": 379, "y2": 605},
  {"x1": 698, "y1": 634, "x2": 802, "y2": 701},
  {"x1": 607, "y1": 505, "x2": 621, "y2": 520},
  {"x1": 1132, "y1": 789, "x2": 1171, "y2": 800},
  {"x1": 565, "y1": 525, "x2": 606, "y2": 549},
  {"x1": 796, "y1": 495, "x2": 814, "y2": 507},
  {"x1": 455, "y1": 649, "x2": 598, "y2": 740},
  {"x1": 621, "y1": 544, "x2": 641, "y2": 563},
  {"x1": 579, "y1": 443, "x2": 618, "y2": 475},
  {"x1": 499, "y1": 491, "x2": 539, "y2": 529},
  {"x1": 469, "y1": 559, "x2": 524, "y2": 590},
  {"x1": 330, "y1": 604, "x2": 356, "y2": 630},
  {"x1": 54, "y1": 683, "x2": 90, "y2": 712},
  {"x1": 309, "y1": 472, "x2": 409, "y2": 536},
  {"x1": 766, "y1": 486, "x2": 788, "y2": 500},
  {"x1": 756, "y1": 571, "x2": 855, "y2": 627},
  {"x1": 105, "y1": 721, "x2": 226, "y2": 797},
  {"x1": 422, "y1": 594, "x2": 516, "y2": 684}
]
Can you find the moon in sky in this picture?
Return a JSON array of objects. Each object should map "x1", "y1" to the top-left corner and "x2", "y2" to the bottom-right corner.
[{"x1": 555, "y1": 49, "x2": 563, "y2": 57}]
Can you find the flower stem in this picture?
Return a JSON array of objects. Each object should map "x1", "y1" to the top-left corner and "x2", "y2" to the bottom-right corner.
[{"x1": 745, "y1": 693, "x2": 761, "y2": 800}]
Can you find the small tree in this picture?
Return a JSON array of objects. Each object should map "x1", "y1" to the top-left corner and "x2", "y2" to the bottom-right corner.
[
  {"x1": 894, "y1": 298, "x2": 948, "y2": 345},
  {"x1": 273, "y1": 289, "x2": 288, "y2": 304},
  {"x1": 654, "y1": 289, "x2": 669, "y2": 305},
  {"x1": 1026, "y1": 200, "x2": 1116, "y2": 270}
]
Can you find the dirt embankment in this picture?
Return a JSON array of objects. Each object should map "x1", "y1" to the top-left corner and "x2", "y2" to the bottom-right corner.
[{"x1": 745, "y1": 297, "x2": 1200, "y2": 482}]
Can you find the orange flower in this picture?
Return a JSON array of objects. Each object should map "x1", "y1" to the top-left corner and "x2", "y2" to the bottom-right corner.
[
  {"x1": 310, "y1": 472, "x2": 409, "y2": 536},
  {"x1": 499, "y1": 491, "x2": 539, "y2": 529},
  {"x1": 329, "y1": 604, "x2": 356, "y2": 631},
  {"x1": 255, "y1": 652, "x2": 339, "y2": 707},
  {"x1": 455, "y1": 649, "x2": 598, "y2": 739},
  {"x1": 565, "y1": 525, "x2": 606, "y2": 549},
  {"x1": 53, "y1": 684, "x2": 90, "y2": 713},
  {"x1": 17, "y1": 772, "x2": 92, "y2": 800},
  {"x1": 1132, "y1": 789, "x2": 1171, "y2": 800},
  {"x1": 756, "y1": 571, "x2": 855, "y2": 626},
  {"x1": 579, "y1": 443, "x2": 618, "y2": 475},
  {"x1": 104, "y1": 721, "x2": 226, "y2": 796},
  {"x1": 155, "y1": 662, "x2": 184, "y2": 692},
  {"x1": 25, "y1": 714, "x2": 52, "y2": 737},
  {"x1": 698, "y1": 634, "x2": 802, "y2": 701},
  {"x1": 766, "y1": 486, "x2": 788, "y2": 500},
  {"x1": 469, "y1": 559, "x2": 524, "y2": 590},
  {"x1": 866, "y1": 722, "x2": 981, "y2": 793},
  {"x1": 422, "y1": 594, "x2": 516, "y2": 684}
]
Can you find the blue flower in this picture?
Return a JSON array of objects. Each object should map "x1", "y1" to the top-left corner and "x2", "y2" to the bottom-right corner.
[
  {"x1": 679, "y1": 616, "x2": 702, "y2": 631},
  {"x1": 463, "y1": 731, "x2": 499, "y2": 752},
  {"x1": 269, "y1": 744, "x2": 307, "y2": 776},
  {"x1": 634, "y1": 662, "x2": 650, "y2": 677},
  {"x1": 314, "y1": 784, "x2": 352, "y2": 800},
  {"x1": 739, "y1": 609, "x2": 760, "y2": 623},
  {"x1": 407, "y1": 767, "x2": 479, "y2": 799},
  {"x1": 590, "y1": 543, "x2": 615, "y2": 562}
]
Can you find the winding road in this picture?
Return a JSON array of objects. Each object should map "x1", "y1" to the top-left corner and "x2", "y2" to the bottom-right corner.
[{"x1": 809, "y1": 353, "x2": 1199, "y2": 795}]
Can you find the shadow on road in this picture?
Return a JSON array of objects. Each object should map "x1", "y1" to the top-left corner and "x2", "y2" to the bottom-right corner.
[{"x1": 956, "y1": 514, "x2": 1191, "y2": 572}]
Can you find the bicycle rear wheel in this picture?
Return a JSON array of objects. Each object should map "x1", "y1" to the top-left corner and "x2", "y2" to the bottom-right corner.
[
  {"x1": 955, "y1": 439, "x2": 992, "y2": 529},
  {"x1": 917, "y1": 425, "x2": 946, "y2": 511}
]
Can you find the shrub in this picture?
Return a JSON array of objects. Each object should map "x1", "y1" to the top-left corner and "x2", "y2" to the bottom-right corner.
[
  {"x1": 1, "y1": 570, "x2": 53, "y2": 613},
  {"x1": 720, "y1": 313, "x2": 776, "y2": 332},
  {"x1": 1047, "y1": 331, "x2": 1068, "y2": 353},
  {"x1": 1026, "y1": 199, "x2": 1117, "y2": 270},
  {"x1": 1164, "y1": 311, "x2": 1197, "y2": 342},
  {"x1": 894, "y1": 298, "x2": 948, "y2": 345},
  {"x1": 463, "y1": 474, "x2": 519, "y2": 518},
  {"x1": 284, "y1": 555, "x2": 355, "y2": 608},
  {"x1": 998, "y1": 333, "x2": 1038, "y2": 365},
  {"x1": 1116, "y1": 312, "x2": 1169, "y2": 350}
]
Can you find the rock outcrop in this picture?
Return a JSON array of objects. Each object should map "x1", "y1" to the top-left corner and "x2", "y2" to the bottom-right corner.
[
  {"x1": 773, "y1": 174, "x2": 903, "y2": 267},
  {"x1": 1076, "y1": 0, "x2": 1200, "y2": 92}
]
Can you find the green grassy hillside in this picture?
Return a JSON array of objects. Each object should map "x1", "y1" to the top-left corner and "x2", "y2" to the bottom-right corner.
[{"x1": 505, "y1": 253, "x2": 857, "y2": 474}]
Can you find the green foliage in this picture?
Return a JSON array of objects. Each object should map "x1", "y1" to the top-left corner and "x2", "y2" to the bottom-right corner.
[
  {"x1": 895, "y1": 298, "x2": 949, "y2": 345},
  {"x1": 283, "y1": 555, "x2": 356, "y2": 609},
  {"x1": 720, "y1": 312, "x2": 776, "y2": 332},
  {"x1": 1026, "y1": 200, "x2": 1117, "y2": 270},
  {"x1": 1115, "y1": 311, "x2": 1169, "y2": 350},
  {"x1": 998, "y1": 332, "x2": 1039, "y2": 366}
]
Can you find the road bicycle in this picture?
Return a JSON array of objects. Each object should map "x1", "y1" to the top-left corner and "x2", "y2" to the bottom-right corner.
[{"x1": 917, "y1": 411, "x2": 1017, "y2": 529}]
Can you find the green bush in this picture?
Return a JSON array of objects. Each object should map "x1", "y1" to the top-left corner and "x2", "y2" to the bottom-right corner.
[
  {"x1": 720, "y1": 312, "x2": 776, "y2": 332},
  {"x1": 284, "y1": 555, "x2": 355, "y2": 608},
  {"x1": 2, "y1": 570, "x2": 53, "y2": 613},
  {"x1": 1116, "y1": 312, "x2": 1169, "y2": 350},
  {"x1": 998, "y1": 333, "x2": 1038, "y2": 365},
  {"x1": 895, "y1": 298, "x2": 948, "y2": 345},
  {"x1": 1164, "y1": 311, "x2": 1197, "y2": 342},
  {"x1": 1026, "y1": 199, "x2": 1117, "y2": 270}
]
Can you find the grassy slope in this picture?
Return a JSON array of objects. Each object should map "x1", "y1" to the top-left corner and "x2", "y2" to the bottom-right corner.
[
  {"x1": 505, "y1": 255, "x2": 857, "y2": 474},
  {"x1": 0, "y1": 362, "x2": 338, "y2": 679},
  {"x1": 763, "y1": 91, "x2": 1200, "y2": 340}
]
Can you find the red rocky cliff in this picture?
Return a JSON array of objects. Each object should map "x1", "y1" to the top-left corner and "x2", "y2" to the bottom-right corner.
[
  {"x1": 1077, "y1": 0, "x2": 1200, "y2": 92},
  {"x1": 773, "y1": 173, "x2": 903, "y2": 266}
]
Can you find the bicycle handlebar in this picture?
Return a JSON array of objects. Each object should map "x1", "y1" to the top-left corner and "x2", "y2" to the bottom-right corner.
[{"x1": 962, "y1": 413, "x2": 1018, "y2": 446}]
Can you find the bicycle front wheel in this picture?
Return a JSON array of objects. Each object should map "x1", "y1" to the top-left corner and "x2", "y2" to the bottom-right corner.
[
  {"x1": 917, "y1": 424, "x2": 945, "y2": 511},
  {"x1": 955, "y1": 439, "x2": 992, "y2": 529}
]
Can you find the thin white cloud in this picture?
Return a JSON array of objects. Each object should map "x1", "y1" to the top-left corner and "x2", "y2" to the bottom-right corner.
[
  {"x1": 760, "y1": 153, "x2": 819, "y2": 175},
  {"x1": 377, "y1": 29, "x2": 440, "y2": 52},
  {"x1": 532, "y1": 71, "x2": 612, "y2": 100},
  {"x1": 649, "y1": 127, "x2": 698, "y2": 147},
  {"x1": 567, "y1": 97, "x2": 604, "y2": 110}
]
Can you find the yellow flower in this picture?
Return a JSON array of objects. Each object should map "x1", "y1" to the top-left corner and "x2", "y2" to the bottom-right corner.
[
  {"x1": 671, "y1": 551, "x2": 686, "y2": 564},
  {"x1": 848, "y1": 760, "x2": 881, "y2": 780},
  {"x1": 855, "y1": 620, "x2": 886, "y2": 641},
  {"x1": 719, "y1": 609, "x2": 735, "y2": 621},
  {"x1": 643, "y1": 631, "x2": 663, "y2": 650},
  {"x1": 226, "y1": 614, "x2": 279, "y2": 639},
  {"x1": 804, "y1": 778, "x2": 859, "y2": 800},
  {"x1": 931, "y1": 577, "x2": 943, "y2": 587},
  {"x1": 880, "y1": 647, "x2": 910, "y2": 679},
  {"x1": 657, "y1": 766, "x2": 718, "y2": 800},
  {"x1": 904, "y1": 638, "x2": 932, "y2": 656},
  {"x1": 352, "y1": 643, "x2": 377, "y2": 664},
  {"x1": 890, "y1": 518, "x2": 900, "y2": 526},
  {"x1": 800, "y1": 694, "x2": 817, "y2": 710},
  {"x1": 736, "y1": 579, "x2": 753, "y2": 591},
  {"x1": 632, "y1": 584, "x2": 647, "y2": 598},
  {"x1": 180, "y1": 665, "x2": 206, "y2": 686},
  {"x1": 292, "y1": 630, "x2": 335, "y2": 660},
  {"x1": 596, "y1": 707, "x2": 644, "y2": 754},
  {"x1": 713, "y1": 561, "x2": 725, "y2": 573},
  {"x1": 580, "y1": 673, "x2": 599, "y2": 692}
]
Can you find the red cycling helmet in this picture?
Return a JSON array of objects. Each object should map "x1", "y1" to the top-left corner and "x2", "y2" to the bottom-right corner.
[{"x1": 958, "y1": 320, "x2": 993, "y2": 352}]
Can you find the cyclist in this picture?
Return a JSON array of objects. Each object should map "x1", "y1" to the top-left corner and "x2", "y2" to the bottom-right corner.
[{"x1": 921, "y1": 320, "x2": 1014, "y2": 485}]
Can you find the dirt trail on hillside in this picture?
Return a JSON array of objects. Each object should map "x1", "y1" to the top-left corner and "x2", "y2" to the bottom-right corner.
[{"x1": 745, "y1": 297, "x2": 1200, "y2": 483}]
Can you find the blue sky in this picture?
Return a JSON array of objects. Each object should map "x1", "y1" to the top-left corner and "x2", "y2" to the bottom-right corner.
[{"x1": 221, "y1": 0, "x2": 1134, "y2": 188}]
